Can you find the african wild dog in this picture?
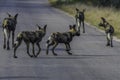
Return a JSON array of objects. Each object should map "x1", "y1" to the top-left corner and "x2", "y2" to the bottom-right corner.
[
  {"x1": 46, "y1": 24, "x2": 80, "y2": 56},
  {"x1": 75, "y1": 8, "x2": 86, "y2": 34},
  {"x1": 13, "y1": 24, "x2": 47, "y2": 58},
  {"x1": 2, "y1": 13, "x2": 18, "y2": 50},
  {"x1": 99, "y1": 17, "x2": 114, "y2": 47}
]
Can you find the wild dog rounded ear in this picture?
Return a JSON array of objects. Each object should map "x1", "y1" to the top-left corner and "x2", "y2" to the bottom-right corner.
[
  {"x1": 44, "y1": 24, "x2": 47, "y2": 28},
  {"x1": 36, "y1": 24, "x2": 41, "y2": 29},
  {"x1": 73, "y1": 24, "x2": 76, "y2": 28},
  {"x1": 76, "y1": 8, "x2": 79, "y2": 12},
  {"x1": 101, "y1": 17, "x2": 106, "y2": 22},
  {"x1": 7, "y1": 13, "x2": 11, "y2": 17},
  {"x1": 44, "y1": 24, "x2": 47, "y2": 30},
  {"x1": 69, "y1": 25, "x2": 72, "y2": 29},
  {"x1": 14, "y1": 13, "x2": 18, "y2": 20}
]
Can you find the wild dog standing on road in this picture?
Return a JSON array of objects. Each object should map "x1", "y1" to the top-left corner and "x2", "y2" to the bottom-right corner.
[
  {"x1": 99, "y1": 17, "x2": 114, "y2": 47},
  {"x1": 2, "y1": 13, "x2": 18, "y2": 50},
  {"x1": 75, "y1": 8, "x2": 86, "y2": 34},
  {"x1": 14, "y1": 24, "x2": 47, "y2": 58},
  {"x1": 46, "y1": 24, "x2": 80, "y2": 56}
]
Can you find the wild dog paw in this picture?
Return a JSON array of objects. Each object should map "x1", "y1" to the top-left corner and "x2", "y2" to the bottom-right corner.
[
  {"x1": 106, "y1": 44, "x2": 110, "y2": 46},
  {"x1": 30, "y1": 55, "x2": 34, "y2": 57},
  {"x1": 111, "y1": 45, "x2": 113, "y2": 47},
  {"x1": 3, "y1": 45, "x2": 6, "y2": 49},
  {"x1": 14, "y1": 56, "x2": 18, "y2": 58},
  {"x1": 67, "y1": 52, "x2": 72, "y2": 55},
  {"x1": 53, "y1": 53, "x2": 57, "y2": 56},
  {"x1": 7, "y1": 47, "x2": 10, "y2": 50}
]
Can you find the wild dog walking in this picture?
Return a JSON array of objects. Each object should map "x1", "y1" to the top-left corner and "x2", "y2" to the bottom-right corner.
[
  {"x1": 99, "y1": 17, "x2": 114, "y2": 47},
  {"x1": 14, "y1": 24, "x2": 47, "y2": 58},
  {"x1": 2, "y1": 13, "x2": 18, "y2": 50},
  {"x1": 75, "y1": 8, "x2": 86, "y2": 34},
  {"x1": 46, "y1": 24, "x2": 80, "y2": 56}
]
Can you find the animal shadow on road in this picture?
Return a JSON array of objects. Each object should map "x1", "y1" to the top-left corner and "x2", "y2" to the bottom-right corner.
[
  {"x1": 0, "y1": 76, "x2": 48, "y2": 79},
  {"x1": 35, "y1": 51, "x2": 120, "y2": 60}
]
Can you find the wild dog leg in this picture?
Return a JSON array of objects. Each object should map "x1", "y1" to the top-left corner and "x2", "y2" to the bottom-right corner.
[
  {"x1": 106, "y1": 38, "x2": 110, "y2": 46},
  {"x1": 106, "y1": 33, "x2": 110, "y2": 46},
  {"x1": 78, "y1": 26, "x2": 81, "y2": 36},
  {"x1": 7, "y1": 31, "x2": 10, "y2": 50},
  {"x1": 82, "y1": 22, "x2": 85, "y2": 33},
  {"x1": 65, "y1": 43, "x2": 69, "y2": 51},
  {"x1": 3, "y1": 31, "x2": 6, "y2": 49},
  {"x1": 110, "y1": 35, "x2": 113, "y2": 47},
  {"x1": 46, "y1": 41, "x2": 54, "y2": 55},
  {"x1": 12, "y1": 31, "x2": 15, "y2": 47},
  {"x1": 68, "y1": 43, "x2": 71, "y2": 51},
  {"x1": 65, "y1": 43, "x2": 72, "y2": 55},
  {"x1": 78, "y1": 20, "x2": 81, "y2": 35},
  {"x1": 35, "y1": 43, "x2": 41, "y2": 57},
  {"x1": 32, "y1": 43, "x2": 36, "y2": 57},
  {"x1": 26, "y1": 42, "x2": 33, "y2": 57},
  {"x1": 46, "y1": 45, "x2": 49, "y2": 55},
  {"x1": 14, "y1": 39, "x2": 22, "y2": 58},
  {"x1": 52, "y1": 43, "x2": 58, "y2": 56}
]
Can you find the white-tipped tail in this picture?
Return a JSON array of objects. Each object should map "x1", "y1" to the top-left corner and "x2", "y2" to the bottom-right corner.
[
  {"x1": 107, "y1": 33, "x2": 111, "y2": 40},
  {"x1": 13, "y1": 41, "x2": 18, "y2": 47}
]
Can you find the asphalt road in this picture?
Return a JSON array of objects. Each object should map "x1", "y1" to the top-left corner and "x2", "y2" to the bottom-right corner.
[{"x1": 0, "y1": 0, "x2": 120, "y2": 80}]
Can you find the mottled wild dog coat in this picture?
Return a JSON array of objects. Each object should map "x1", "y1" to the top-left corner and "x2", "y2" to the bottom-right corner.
[
  {"x1": 75, "y1": 8, "x2": 85, "y2": 34},
  {"x1": 14, "y1": 25, "x2": 47, "y2": 58},
  {"x1": 2, "y1": 13, "x2": 18, "y2": 50},
  {"x1": 99, "y1": 17, "x2": 114, "y2": 47},
  {"x1": 46, "y1": 25, "x2": 80, "y2": 56}
]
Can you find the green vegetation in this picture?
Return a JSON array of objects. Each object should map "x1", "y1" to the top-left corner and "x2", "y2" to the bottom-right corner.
[{"x1": 49, "y1": 0, "x2": 120, "y2": 38}]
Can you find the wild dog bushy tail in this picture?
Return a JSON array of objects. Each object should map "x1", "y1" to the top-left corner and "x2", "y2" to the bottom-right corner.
[
  {"x1": 46, "y1": 33, "x2": 56, "y2": 46},
  {"x1": 46, "y1": 36, "x2": 51, "y2": 47},
  {"x1": 14, "y1": 32, "x2": 23, "y2": 47},
  {"x1": 46, "y1": 39, "x2": 50, "y2": 44}
]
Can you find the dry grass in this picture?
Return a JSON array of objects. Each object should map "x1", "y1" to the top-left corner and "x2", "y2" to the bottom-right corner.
[{"x1": 49, "y1": 0, "x2": 120, "y2": 38}]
